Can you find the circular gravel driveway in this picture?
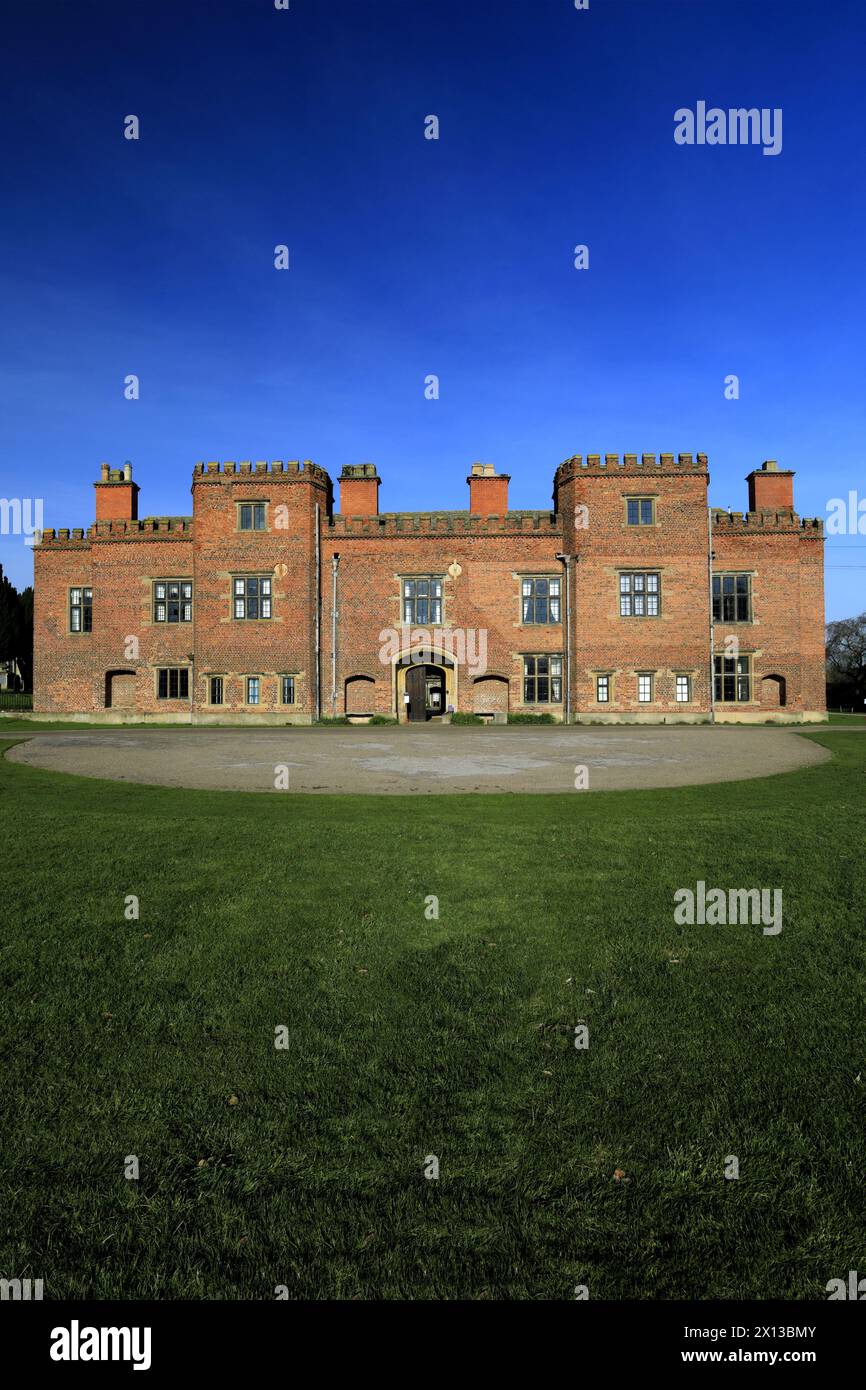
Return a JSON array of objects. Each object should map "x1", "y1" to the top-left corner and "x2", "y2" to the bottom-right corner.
[{"x1": 5, "y1": 725, "x2": 829, "y2": 794}]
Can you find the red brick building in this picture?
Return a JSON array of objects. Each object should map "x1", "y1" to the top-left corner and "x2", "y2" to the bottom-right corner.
[{"x1": 31, "y1": 453, "x2": 826, "y2": 723}]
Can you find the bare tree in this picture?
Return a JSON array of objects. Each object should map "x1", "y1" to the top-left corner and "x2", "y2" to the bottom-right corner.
[{"x1": 826, "y1": 612, "x2": 866, "y2": 707}]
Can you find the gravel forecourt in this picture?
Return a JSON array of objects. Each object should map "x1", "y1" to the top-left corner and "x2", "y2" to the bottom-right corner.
[{"x1": 4, "y1": 725, "x2": 830, "y2": 794}]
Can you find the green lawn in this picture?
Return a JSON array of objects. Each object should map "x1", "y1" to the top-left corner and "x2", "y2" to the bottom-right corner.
[{"x1": 1, "y1": 732, "x2": 864, "y2": 1300}]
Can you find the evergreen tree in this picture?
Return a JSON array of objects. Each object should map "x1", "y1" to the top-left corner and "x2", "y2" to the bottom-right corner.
[{"x1": 0, "y1": 564, "x2": 30, "y2": 687}]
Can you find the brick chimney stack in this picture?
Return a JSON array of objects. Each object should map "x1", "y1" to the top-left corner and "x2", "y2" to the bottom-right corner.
[
  {"x1": 339, "y1": 463, "x2": 380, "y2": 515},
  {"x1": 747, "y1": 459, "x2": 795, "y2": 513},
  {"x1": 467, "y1": 463, "x2": 509, "y2": 516},
  {"x1": 95, "y1": 461, "x2": 139, "y2": 521}
]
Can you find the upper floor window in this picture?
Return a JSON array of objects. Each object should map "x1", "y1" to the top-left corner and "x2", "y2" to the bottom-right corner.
[
  {"x1": 521, "y1": 576, "x2": 560, "y2": 624},
  {"x1": 402, "y1": 577, "x2": 442, "y2": 625},
  {"x1": 239, "y1": 502, "x2": 266, "y2": 531},
  {"x1": 626, "y1": 497, "x2": 655, "y2": 526},
  {"x1": 153, "y1": 580, "x2": 192, "y2": 623},
  {"x1": 619, "y1": 571, "x2": 660, "y2": 617},
  {"x1": 69, "y1": 587, "x2": 92, "y2": 633},
  {"x1": 714, "y1": 655, "x2": 751, "y2": 703},
  {"x1": 713, "y1": 573, "x2": 751, "y2": 623},
  {"x1": 523, "y1": 654, "x2": 562, "y2": 704},
  {"x1": 233, "y1": 576, "x2": 272, "y2": 620}
]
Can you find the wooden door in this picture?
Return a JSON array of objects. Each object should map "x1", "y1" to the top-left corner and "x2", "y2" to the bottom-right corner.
[{"x1": 406, "y1": 664, "x2": 427, "y2": 721}]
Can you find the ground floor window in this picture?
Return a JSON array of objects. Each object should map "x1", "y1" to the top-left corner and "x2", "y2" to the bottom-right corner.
[
  {"x1": 714, "y1": 655, "x2": 751, "y2": 702},
  {"x1": 637, "y1": 672, "x2": 654, "y2": 703},
  {"x1": 280, "y1": 675, "x2": 295, "y2": 705},
  {"x1": 209, "y1": 676, "x2": 224, "y2": 705},
  {"x1": 596, "y1": 674, "x2": 611, "y2": 702},
  {"x1": 157, "y1": 668, "x2": 189, "y2": 700},
  {"x1": 675, "y1": 674, "x2": 691, "y2": 702},
  {"x1": 523, "y1": 654, "x2": 562, "y2": 704},
  {"x1": 246, "y1": 676, "x2": 260, "y2": 705}
]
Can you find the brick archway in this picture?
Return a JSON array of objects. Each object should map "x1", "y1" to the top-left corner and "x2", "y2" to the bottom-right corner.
[
  {"x1": 345, "y1": 674, "x2": 376, "y2": 714},
  {"x1": 472, "y1": 673, "x2": 509, "y2": 716},
  {"x1": 760, "y1": 674, "x2": 787, "y2": 709},
  {"x1": 105, "y1": 670, "x2": 137, "y2": 710}
]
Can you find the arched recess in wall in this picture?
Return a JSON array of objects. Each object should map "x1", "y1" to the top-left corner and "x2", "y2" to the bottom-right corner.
[
  {"x1": 472, "y1": 672, "x2": 510, "y2": 715},
  {"x1": 345, "y1": 674, "x2": 377, "y2": 714},
  {"x1": 760, "y1": 674, "x2": 787, "y2": 708},
  {"x1": 105, "y1": 670, "x2": 137, "y2": 710}
]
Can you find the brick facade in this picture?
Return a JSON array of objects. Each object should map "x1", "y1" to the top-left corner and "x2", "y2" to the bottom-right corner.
[{"x1": 31, "y1": 455, "x2": 826, "y2": 724}]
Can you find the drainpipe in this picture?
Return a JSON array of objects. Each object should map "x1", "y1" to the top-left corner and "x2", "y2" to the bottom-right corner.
[
  {"x1": 708, "y1": 506, "x2": 715, "y2": 724},
  {"x1": 314, "y1": 504, "x2": 321, "y2": 721},
  {"x1": 556, "y1": 552, "x2": 572, "y2": 724},
  {"x1": 331, "y1": 553, "x2": 340, "y2": 716}
]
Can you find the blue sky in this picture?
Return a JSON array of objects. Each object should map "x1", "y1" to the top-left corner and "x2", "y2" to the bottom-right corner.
[{"x1": 1, "y1": 0, "x2": 863, "y2": 617}]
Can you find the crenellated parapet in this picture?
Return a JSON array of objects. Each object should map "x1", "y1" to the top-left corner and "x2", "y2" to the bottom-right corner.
[
  {"x1": 711, "y1": 508, "x2": 823, "y2": 535},
  {"x1": 36, "y1": 528, "x2": 90, "y2": 547},
  {"x1": 38, "y1": 517, "x2": 194, "y2": 546},
  {"x1": 329, "y1": 510, "x2": 561, "y2": 537},
  {"x1": 193, "y1": 459, "x2": 331, "y2": 484},
  {"x1": 555, "y1": 452, "x2": 709, "y2": 486}
]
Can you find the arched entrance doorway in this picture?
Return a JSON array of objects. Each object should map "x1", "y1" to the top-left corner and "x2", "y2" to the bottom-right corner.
[
  {"x1": 405, "y1": 663, "x2": 445, "y2": 721},
  {"x1": 395, "y1": 650, "x2": 456, "y2": 721}
]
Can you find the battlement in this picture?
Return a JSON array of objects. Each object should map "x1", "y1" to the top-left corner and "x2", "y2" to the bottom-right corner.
[
  {"x1": 36, "y1": 529, "x2": 90, "y2": 547},
  {"x1": 555, "y1": 452, "x2": 709, "y2": 484},
  {"x1": 711, "y1": 508, "x2": 823, "y2": 535},
  {"x1": 329, "y1": 509, "x2": 560, "y2": 537},
  {"x1": 193, "y1": 459, "x2": 331, "y2": 484},
  {"x1": 38, "y1": 517, "x2": 194, "y2": 546}
]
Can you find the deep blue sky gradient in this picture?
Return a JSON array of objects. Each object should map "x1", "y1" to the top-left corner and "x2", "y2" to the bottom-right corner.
[{"x1": 1, "y1": 0, "x2": 863, "y2": 617}]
